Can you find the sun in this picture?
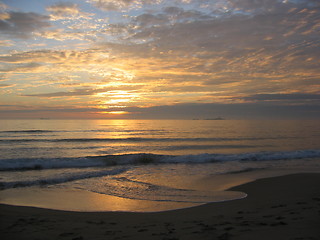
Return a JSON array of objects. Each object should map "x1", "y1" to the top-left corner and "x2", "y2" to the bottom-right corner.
[
  {"x1": 101, "y1": 111, "x2": 128, "y2": 115},
  {"x1": 96, "y1": 90, "x2": 138, "y2": 105}
]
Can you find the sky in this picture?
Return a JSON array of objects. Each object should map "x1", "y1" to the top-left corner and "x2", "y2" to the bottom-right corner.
[{"x1": 0, "y1": 0, "x2": 319, "y2": 119}]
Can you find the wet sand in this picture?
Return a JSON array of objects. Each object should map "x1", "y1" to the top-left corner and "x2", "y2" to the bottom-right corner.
[{"x1": 1, "y1": 173, "x2": 320, "y2": 240}]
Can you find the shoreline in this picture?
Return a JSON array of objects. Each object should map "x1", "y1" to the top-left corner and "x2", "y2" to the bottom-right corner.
[
  {"x1": 1, "y1": 167, "x2": 315, "y2": 213},
  {"x1": 1, "y1": 173, "x2": 320, "y2": 239}
]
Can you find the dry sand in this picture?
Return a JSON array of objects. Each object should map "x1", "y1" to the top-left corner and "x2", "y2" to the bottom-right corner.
[{"x1": 1, "y1": 173, "x2": 320, "y2": 240}]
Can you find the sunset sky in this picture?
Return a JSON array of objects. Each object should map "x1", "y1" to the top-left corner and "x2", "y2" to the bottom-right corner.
[{"x1": 0, "y1": 0, "x2": 319, "y2": 119}]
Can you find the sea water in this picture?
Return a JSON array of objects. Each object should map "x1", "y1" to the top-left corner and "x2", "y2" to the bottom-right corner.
[{"x1": 0, "y1": 119, "x2": 320, "y2": 211}]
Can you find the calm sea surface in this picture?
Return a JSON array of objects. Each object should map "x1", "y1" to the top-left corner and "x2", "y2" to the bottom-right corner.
[
  {"x1": 1, "y1": 119, "x2": 319, "y2": 159},
  {"x1": 0, "y1": 119, "x2": 320, "y2": 211}
]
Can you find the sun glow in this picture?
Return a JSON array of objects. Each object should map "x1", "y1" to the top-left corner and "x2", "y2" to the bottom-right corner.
[
  {"x1": 101, "y1": 111, "x2": 128, "y2": 115},
  {"x1": 96, "y1": 90, "x2": 139, "y2": 106}
]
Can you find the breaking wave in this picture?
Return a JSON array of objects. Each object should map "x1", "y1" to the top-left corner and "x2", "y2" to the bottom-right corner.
[
  {"x1": 0, "y1": 168, "x2": 128, "y2": 189},
  {"x1": 1, "y1": 149, "x2": 319, "y2": 171}
]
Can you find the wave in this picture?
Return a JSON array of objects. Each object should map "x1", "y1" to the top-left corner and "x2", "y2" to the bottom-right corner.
[
  {"x1": 225, "y1": 167, "x2": 266, "y2": 174},
  {"x1": 0, "y1": 149, "x2": 319, "y2": 171},
  {"x1": 73, "y1": 177, "x2": 243, "y2": 203},
  {"x1": 0, "y1": 157, "x2": 106, "y2": 171},
  {"x1": 0, "y1": 136, "x2": 287, "y2": 143},
  {"x1": 162, "y1": 144, "x2": 257, "y2": 151},
  {"x1": 0, "y1": 170, "x2": 245, "y2": 203},
  {"x1": 0, "y1": 168, "x2": 128, "y2": 190},
  {"x1": 0, "y1": 129, "x2": 169, "y2": 134},
  {"x1": 0, "y1": 130, "x2": 55, "y2": 133}
]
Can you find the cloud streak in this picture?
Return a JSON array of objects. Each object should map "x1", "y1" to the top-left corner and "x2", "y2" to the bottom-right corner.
[{"x1": 243, "y1": 93, "x2": 320, "y2": 101}]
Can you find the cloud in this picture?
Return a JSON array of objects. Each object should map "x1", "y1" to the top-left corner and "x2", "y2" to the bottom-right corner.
[
  {"x1": 0, "y1": 63, "x2": 43, "y2": 73},
  {"x1": 42, "y1": 3, "x2": 97, "y2": 41},
  {"x1": 106, "y1": 0, "x2": 319, "y2": 55},
  {"x1": 2, "y1": 101, "x2": 318, "y2": 119},
  {"x1": 88, "y1": 0, "x2": 158, "y2": 11},
  {"x1": 1, "y1": 0, "x2": 319, "y2": 119},
  {"x1": 22, "y1": 88, "x2": 100, "y2": 98},
  {"x1": 132, "y1": 7, "x2": 210, "y2": 29},
  {"x1": 225, "y1": 0, "x2": 284, "y2": 14},
  {"x1": 0, "y1": 39, "x2": 13, "y2": 46},
  {"x1": 0, "y1": 4, "x2": 94, "y2": 41},
  {"x1": 88, "y1": 0, "x2": 286, "y2": 13},
  {"x1": 0, "y1": 83, "x2": 14, "y2": 88},
  {"x1": 34, "y1": 28, "x2": 99, "y2": 41},
  {"x1": 123, "y1": 101, "x2": 320, "y2": 119},
  {"x1": 100, "y1": 0, "x2": 320, "y2": 85},
  {"x1": 0, "y1": 2, "x2": 8, "y2": 11},
  {"x1": 227, "y1": 0, "x2": 320, "y2": 14},
  {"x1": 0, "y1": 11, "x2": 51, "y2": 39},
  {"x1": 0, "y1": 49, "x2": 110, "y2": 66},
  {"x1": 21, "y1": 84, "x2": 141, "y2": 98},
  {"x1": 46, "y1": 2, "x2": 93, "y2": 20},
  {"x1": 243, "y1": 93, "x2": 320, "y2": 102}
]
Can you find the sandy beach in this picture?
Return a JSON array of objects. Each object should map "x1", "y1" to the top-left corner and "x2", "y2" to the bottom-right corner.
[{"x1": 1, "y1": 173, "x2": 319, "y2": 240}]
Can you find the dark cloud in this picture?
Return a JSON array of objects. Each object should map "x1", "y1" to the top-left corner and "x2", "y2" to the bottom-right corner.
[
  {"x1": 105, "y1": 0, "x2": 320, "y2": 61},
  {"x1": 134, "y1": 7, "x2": 210, "y2": 28},
  {"x1": 124, "y1": 102, "x2": 320, "y2": 119},
  {"x1": 243, "y1": 93, "x2": 320, "y2": 101},
  {"x1": 227, "y1": 0, "x2": 320, "y2": 13},
  {"x1": 0, "y1": 73, "x2": 8, "y2": 81},
  {"x1": 226, "y1": 0, "x2": 285, "y2": 14},
  {"x1": 0, "y1": 11, "x2": 51, "y2": 39},
  {"x1": 2, "y1": 101, "x2": 318, "y2": 119},
  {"x1": 0, "y1": 49, "x2": 111, "y2": 64},
  {"x1": 131, "y1": 3, "x2": 319, "y2": 50},
  {"x1": 22, "y1": 85, "x2": 140, "y2": 98},
  {"x1": 0, "y1": 83, "x2": 13, "y2": 88},
  {"x1": 0, "y1": 63, "x2": 42, "y2": 73},
  {"x1": 100, "y1": 0, "x2": 320, "y2": 97},
  {"x1": 22, "y1": 88, "x2": 103, "y2": 98}
]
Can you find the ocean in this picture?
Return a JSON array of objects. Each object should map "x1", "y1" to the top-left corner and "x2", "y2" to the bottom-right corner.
[{"x1": 0, "y1": 119, "x2": 320, "y2": 211}]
